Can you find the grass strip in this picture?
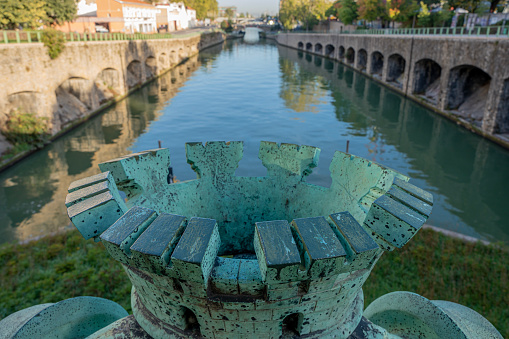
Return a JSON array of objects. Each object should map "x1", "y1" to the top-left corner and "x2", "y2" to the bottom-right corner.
[{"x1": 0, "y1": 229, "x2": 507, "y2": 337}]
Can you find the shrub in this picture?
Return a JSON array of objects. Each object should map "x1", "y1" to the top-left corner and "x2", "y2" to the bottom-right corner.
[
  {"x1": 1, "y1": 111, "x2": 50, "y2": 149},
  {"x1": 41, "y1": 28, "x2": 65, "y2": 59}
]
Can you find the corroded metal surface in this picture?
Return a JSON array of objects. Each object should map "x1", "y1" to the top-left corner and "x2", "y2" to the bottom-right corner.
[{"x1": 0, "y1": 141, "x2": 502, "y2": 338}]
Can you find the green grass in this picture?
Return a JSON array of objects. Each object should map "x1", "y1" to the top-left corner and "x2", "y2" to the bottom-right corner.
[{"x1": 0, "y1": 229, "x2": 507, "y2": 337}]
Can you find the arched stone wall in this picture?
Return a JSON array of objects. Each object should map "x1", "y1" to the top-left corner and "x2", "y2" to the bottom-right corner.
[
  {"x1": 346, "y1": 47, "x2": 355, "y2": 65},
  {"x1": 387, "y1": 54, "x2": 406, "y2": 88},
  {"x1": 357, "y1": 49, "x2": 367, "y2": 71},
  {"x1": 413, "y1": 58, "x2": 441, "y2": 104}
]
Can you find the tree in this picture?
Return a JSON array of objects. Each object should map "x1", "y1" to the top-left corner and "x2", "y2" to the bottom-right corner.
[
  {"x1": 224, "y1": 7, "x2": 234, "y2": 18},
  {"x1": 0, "y1": 0, "x2": 46, "y2": 29},
  {"x1": 326, "y1": 0, "x2": 359, "y2": 24},
  {"x1": 386, "y1": 0, "x2": 419, "y2": 24},
  {"x1": 280, "y1": 0, "x2": 331, "y2": 30},
  {"x1": 44, "y1": 0, "x2": 76, "y2": 26},
  {"x1": 358, "y1": 0, "x2": 387, "y2": 23},
  {"x1": 184, "y1": 0, "x2": 218, "y2": 19}
]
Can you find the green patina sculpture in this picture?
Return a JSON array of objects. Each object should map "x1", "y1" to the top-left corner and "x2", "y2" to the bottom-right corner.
[{"x1": 0, "y1": 141, "x2": 502, "y2": 338}]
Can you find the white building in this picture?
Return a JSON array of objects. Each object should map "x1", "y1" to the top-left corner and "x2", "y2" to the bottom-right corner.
[
  {"x1": 156, "y1": 2, "x2": 195, "y2": 32},
  {"x1": 77, "y1": 0, "x2": 97, "y2": 17},
  {"x1": 122, "y1": 0, "x2": 160, "y2": 33}
]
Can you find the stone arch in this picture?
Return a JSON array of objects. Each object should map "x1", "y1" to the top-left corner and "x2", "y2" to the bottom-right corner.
[
  {"x1": 387, "y1": 54, "x2": 406, "y2": 88},
  {"x1": 178, "y1": 48, "x2": 186, "y2": 61},
  {"x1": 298, "y1": 42, "x2": 304, "y2": 49},
  {"x1": 306, "y1": 42, "x2": 312, "y2": 52},
  {"x1": 370, "y1": 51, "x2": 383, "y2": 76},
  {"x1": 170, "y1": 50, "x2": 178, "y2": 65},
  {"x1": 145, "y1": 56, "x2": 157, "y2": 79},
  {"x1": 282, "y1": 312, "x2": 303, "y2": 336},
  {"x1": 126, "y1": 60, "x2": 142, "y2": 89},
  {"x1": 95, "y1": 68, "x2": 121, "y2": 104},
  {"x1": 55, "y1": 77, "x2": 99, "y2": 128},
  {"x1": 357, "y1": 49, "x2": 367, "y2": 71},
  {"x1": 6, "y1": 91, "x2": 44, "y2": 116},
  {"x1": 177, "y1": 306, "x2": 201, "y2": 336},
  {"x1": 413, "y1": 58, "x2": 442, "y2": 104},
  {"x1": 325, "y1": 44, "x2": 335, "y2": 58},
  {"x1": 159, "y1": 53, "x2": 169, "y2": 70},
  {"x1": 346, "y1": 47, "x2": 355, "y2": 65},
  {"x1": 314, "y1": 43, "x2": 323, "y2": 54},
  {"x1": 495, "y1": 78, "x2": 509, "y2": 133},
  {"x1": 183, "y1": 307, "x2": 201, "y2": 335},
  {"x1": 338, "y1": 46, "x2": 345, "y2": 59},
  {"x1": 446, "y1": 65, "x2": 491, "y2": 121}
]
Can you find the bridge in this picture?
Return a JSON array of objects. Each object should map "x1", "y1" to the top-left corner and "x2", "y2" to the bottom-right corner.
[{"x1": 277, "y1": 33, "x2": 509, "y2": 147}]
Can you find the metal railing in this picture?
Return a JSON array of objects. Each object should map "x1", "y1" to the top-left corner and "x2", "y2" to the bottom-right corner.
[
  {"x1": 0, "y1": 29, "x2": 219, "y2": 44},
  {"x1": 343, "y1": 26, "x2": 509, "y2": 37},
  {"x1": 284, "y1": 25, "x2": 509, "y2": 37}
]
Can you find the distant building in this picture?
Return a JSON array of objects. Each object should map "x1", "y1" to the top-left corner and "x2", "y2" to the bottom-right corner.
[
  {"x1": 187, "y1": 7, "x2": 197, "y2": 27},
  {"x1": 97, "y1": 0, "x2": 159, "y2": 33},
  {"x1": 156, "y1": 2, "x2": 196, "y2": 32}
]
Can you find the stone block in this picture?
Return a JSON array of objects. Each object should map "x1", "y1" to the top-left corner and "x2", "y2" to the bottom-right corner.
[
  {"x1": 291, "y1": 216, "x2": 347, "y2": 279},
  {"x1": 255, "y1": 296, "x2": 301, "y2": 310},
  {"x1": 130, "y1": 213, "x2": 186, "y2": 275},
  {"x1": 210, "y1": 257, "x2": 240, "y2": 295},
  {"x1": 238, "y1": 309, "x2": 273, "y2": 322},
  {"x1": 100, "y1": 206, "x2": 157, "y2": 264},
  {"x1": 238, "y1": 259, "x2": 264, "y2": 297},
  {"x1": 171, "y1": 217, "x2": 221, "y2": 283},
  {"x1": 67, "y1": 191, "x2": 125, "y2": 240},
  {"x1": 329, "y1": 212, "x2": 380, "y2": 270},
  {"x1": 224, "y1": 320, "x2": 255, "y2": 333},
  {"x1": 364, "y1": 194, "x2": 427, "y2": 248},
  {"x1": 209, "y1": 308, "x2": 239, "y2": 321},
  {"x1": 254, "y1": 220, "x2": 302, "y2": 283},
  {"x1": 387, "y1": 185, "x2": 432, "y2": 216},
  {"x1": 393, "y1": 177, "x2": 433, "y2": 205}
]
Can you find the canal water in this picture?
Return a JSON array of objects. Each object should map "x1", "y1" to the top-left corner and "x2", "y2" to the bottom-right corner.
[{"x1": 1, "y1": 39, "x2": 509, "y2": 245}]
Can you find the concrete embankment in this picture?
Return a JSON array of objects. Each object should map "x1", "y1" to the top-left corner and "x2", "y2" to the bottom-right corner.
[
  {"x1": 0, "y1": 31, "x2": 225, "y2": 160},
  {"x1": 276, "y1": 33, "x2": 509, "y2": 149}
]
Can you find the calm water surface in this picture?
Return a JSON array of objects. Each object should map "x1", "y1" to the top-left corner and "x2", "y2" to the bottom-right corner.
[{"x1": 1, "y1": 40, "x2": 509, "y2": 244}]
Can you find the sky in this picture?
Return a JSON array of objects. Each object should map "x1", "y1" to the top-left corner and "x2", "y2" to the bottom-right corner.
[{"x1": 217, "y1": 0, "x2": 280, "y2": 16}]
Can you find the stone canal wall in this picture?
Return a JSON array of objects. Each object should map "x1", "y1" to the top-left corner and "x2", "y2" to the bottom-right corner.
[
  {"x1": 0, "y1": 32, "x2": 224, "y2": 155},
  {"x1": 277, "y1": 33, "x2": 509, "y2": 147}
]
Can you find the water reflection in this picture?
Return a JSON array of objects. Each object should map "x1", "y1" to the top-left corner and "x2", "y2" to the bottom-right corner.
[
  {"x1": 1, "y1": 41, "x2": 508, "y2": 245},
  {"x1": 0, "y1": 54, "x2": 207, "y2": 244},
  {"x1": 278, "y1": 46, "x2": 509, "y2": 242}
]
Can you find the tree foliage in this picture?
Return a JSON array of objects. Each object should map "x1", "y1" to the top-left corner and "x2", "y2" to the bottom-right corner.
[
  {"x1": 184, "y1": 0, "x2": 218, "y2": 19},
  {"x1": 224, "y1": 7, "x2": 234, "y2": 18},
  {"x1": 0, "y1": 0, "x2": 76, "y2": 29},
  {"x1": 358, "y1": 0, "x2": 387, "y2": 22},
  {"x1": 0, "y1": 0, "x2": 46, "y2": 29},
  {"x1": 44, "y1": 0, "x2": 76, "y2": 25},
  {"x1": 386, "y1": 0, "x2": 418, "y2": 23},
  {"x1": 326, "y1": 0, "x2": 359, "y2": 24},
  {"x1": 280, "y1": 0, "x2": 332, "y2": 30}
]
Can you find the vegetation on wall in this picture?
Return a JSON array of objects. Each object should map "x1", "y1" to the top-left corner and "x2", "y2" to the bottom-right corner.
[
  {"x1": 0, "y1": 110, "x2": 50, "y2": 152},
  {"x1": 41, "y1": 28, "x2": 66, "y2": 59}
]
